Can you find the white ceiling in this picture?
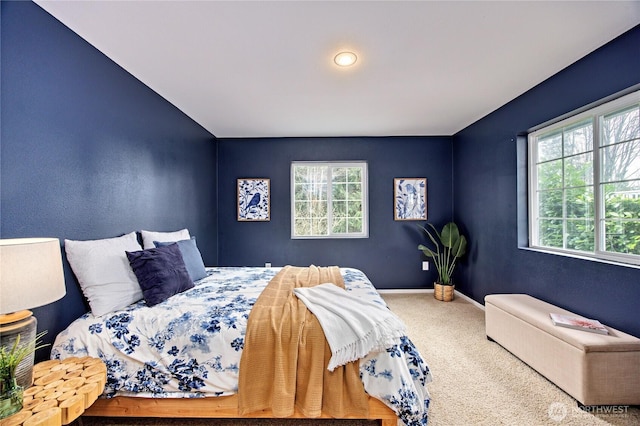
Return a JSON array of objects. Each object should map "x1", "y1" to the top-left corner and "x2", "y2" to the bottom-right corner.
[{"x1": 35, "y1": 1, "x2": 640, "y2": 138}]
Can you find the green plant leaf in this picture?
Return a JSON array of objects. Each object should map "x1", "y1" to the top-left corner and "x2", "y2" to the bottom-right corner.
[
  {"x1": 441, "y1": 222, "x2": 460, "y2": 248},
  {"x1": 418, "y1": 245, "x2": 437, "y2": 259},
  {"x1": 0, "y1": 331, "x2": 48, "y2": 390},
  {"x1": 418, "y1": 224, "x2": 440, "y2": 248}
]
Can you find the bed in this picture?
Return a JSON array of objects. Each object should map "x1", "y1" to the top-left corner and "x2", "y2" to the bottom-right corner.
[{"x1": 51, "y1": 266, "x2": 431, "y2": 425}]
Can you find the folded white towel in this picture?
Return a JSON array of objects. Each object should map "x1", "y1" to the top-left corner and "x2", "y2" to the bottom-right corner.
[{"x1": 293, "y1": 283, "x2": 407, "y2": 371}]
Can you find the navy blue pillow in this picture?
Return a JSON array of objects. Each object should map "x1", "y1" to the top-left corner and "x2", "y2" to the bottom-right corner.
[
  {"x1": 126, "y1": 243, "x2": 194, "y2": 307},
  {"x1": 154, "y1": 237, "x2": 207, "y2": 282}
]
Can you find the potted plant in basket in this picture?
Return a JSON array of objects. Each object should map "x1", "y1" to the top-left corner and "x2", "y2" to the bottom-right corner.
[
  {"x1": 0, "y1": 332, "x2": 47, "y2": 419},
  {"x1": 418, "y1": 222, "x2": 467, "y2": 301}
]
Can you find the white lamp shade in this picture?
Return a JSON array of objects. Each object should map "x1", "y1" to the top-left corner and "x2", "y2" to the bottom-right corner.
[{"x1": 0, "y1": 238, "x2": 66, "y2": 314}]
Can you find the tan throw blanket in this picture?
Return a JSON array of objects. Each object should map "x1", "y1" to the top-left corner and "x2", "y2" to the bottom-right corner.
[{"x1": 238, "y1": 265, "x2": 369, "y2": 418}]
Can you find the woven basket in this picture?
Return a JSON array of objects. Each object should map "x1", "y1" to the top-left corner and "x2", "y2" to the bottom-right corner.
[{"x1": 434, "y1": 283, "x2": 454, "y2": 302}]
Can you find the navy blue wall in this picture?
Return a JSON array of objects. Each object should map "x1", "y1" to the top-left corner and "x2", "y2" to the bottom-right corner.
[
  {"x1": 4, "y1": 0, "x2": 639, "y2": 361},
  {"x1": 217, "y1": 137, "x2": 453, "y2": 288},
  {"x1": 1, "y1": 1, "x2": 218, "y2": 358},
  {"x1": 453, "y1": 25, "x2": 640, "y2": 337}
]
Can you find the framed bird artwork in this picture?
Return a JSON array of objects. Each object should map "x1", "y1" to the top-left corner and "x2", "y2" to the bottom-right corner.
[
  {"x1": 394, "y1": 178, "x2": 427, "y2": 221},
  {"x1": 237, "y1": 178, "x2": 270, "y2": 221}
]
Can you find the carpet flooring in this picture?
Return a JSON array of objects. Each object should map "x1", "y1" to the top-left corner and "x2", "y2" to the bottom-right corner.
[{"x1": 80, "y1": 293, "x2": 640, "y2": 426}]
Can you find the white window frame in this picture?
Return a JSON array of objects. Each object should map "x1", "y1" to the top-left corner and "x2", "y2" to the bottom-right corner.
[
  {"x1": 291, "y1": 161, "x2": 369, "y2": 239},
  {"x1": 528, "y1": 90, "x2": 640, "y2": 266}
]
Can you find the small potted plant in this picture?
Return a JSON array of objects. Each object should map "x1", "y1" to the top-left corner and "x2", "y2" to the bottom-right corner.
[
  {"x1": 0, "y1": 332, "x2": 47, "y2": 419},
  {"x1": 418, "y1": 222, "x2": 467, "y2": 301}
]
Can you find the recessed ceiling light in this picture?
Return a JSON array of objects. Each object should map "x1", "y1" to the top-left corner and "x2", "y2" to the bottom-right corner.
[{"x1": 334, "y1": 51, "x2": 357, "y2": 67}]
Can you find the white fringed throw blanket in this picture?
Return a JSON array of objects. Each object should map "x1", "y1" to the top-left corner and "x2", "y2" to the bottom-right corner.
[{"x1": 293, "y1": 283, "x2": 407, "y2": 371}]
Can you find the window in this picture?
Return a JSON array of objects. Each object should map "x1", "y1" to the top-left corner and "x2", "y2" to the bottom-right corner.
[
  {"x1": 528, "y1": 90, "x2": 640, "y2": 265},
  {"x1": 291, "y1": 161, "x2": 368, "y2": 239}
]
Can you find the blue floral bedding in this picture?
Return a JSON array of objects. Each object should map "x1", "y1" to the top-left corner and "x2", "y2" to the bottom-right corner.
[{"x1": 52, "y1": 267, "x2": 431, "y2": 425}]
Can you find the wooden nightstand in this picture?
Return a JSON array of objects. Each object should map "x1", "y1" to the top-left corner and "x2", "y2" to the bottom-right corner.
[{"x1": 0, "y1": 357, "x2": 106, "y2": 426}]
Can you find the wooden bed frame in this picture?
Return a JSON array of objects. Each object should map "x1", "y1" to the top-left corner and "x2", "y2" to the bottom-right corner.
[{"x1": 84, "y1": 394, "x2": 398, "y2": 426}]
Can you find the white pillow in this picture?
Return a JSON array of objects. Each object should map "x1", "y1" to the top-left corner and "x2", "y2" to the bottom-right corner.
[
  {"x1": 65, "y1": 232, "x2": 143, "y2": 316},
  {"x1": 140, "y1": 228, "x2": 190, "y2": 249}
]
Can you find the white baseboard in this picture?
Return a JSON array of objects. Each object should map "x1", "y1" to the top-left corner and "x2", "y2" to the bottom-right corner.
[
  {"x1": 378, "y1": 288, "x2": 485, "y2": 311},
  {"x1": 454, "y1": 290, "x2": 485, "y2": 310}
]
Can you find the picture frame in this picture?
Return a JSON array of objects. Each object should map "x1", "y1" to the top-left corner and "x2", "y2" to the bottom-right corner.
[
  {"x1": 237, "y1": 178, "x2": 270, "y2": 221},
  {"x1": 394, "y1": 178, "x2": 427, "y2": 221}
]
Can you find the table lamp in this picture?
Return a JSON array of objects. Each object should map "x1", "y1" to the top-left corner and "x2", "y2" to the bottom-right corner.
[{"x1": 0, "y1": 238, "x2": 66, "y2": 388}]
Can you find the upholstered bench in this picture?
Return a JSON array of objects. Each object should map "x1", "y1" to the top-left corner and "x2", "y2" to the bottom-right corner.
[{"x1": 485, "y1": 294, "x2": 640, "y2": 406}]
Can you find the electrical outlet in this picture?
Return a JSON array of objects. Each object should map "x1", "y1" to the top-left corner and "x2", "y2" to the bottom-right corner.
[
  {"x1": 422, "y1": 261, "x2": 429, "y2": 271},
  {"x1": 265, "y1": 262, "x2": 272, "y2": 268}
]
